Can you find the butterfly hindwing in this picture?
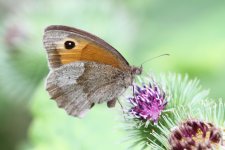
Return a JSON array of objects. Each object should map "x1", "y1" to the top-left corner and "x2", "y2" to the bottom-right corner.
[{"x1": 46, "y1": 61, "x2": 130, "y2": 117}]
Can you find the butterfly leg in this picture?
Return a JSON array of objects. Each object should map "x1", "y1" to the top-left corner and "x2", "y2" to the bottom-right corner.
[{"x1": 107, "y1": 98, "x2": 117, "y2": 108}]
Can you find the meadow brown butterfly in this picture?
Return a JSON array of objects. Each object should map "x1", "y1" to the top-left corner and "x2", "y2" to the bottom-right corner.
[{"x1": 43, "y1": 25, "x2": 142, "y2": 117}]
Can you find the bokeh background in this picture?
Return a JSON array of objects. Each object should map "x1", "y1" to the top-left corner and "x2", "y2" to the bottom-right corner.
[{"x1": 0, "y1": 0, "x2": 225, "y2": 149}]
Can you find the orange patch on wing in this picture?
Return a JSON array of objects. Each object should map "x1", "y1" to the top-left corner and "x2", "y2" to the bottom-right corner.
[{"x1": 56, "y1": 41, "x2": 126, "y2": 70}]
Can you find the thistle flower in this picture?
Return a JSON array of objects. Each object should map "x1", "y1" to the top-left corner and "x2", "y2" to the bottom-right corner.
[
  {"x1": 128, "y1": 83, "x2": 167, "y2": 124},
  {"x1": 122, "y1": 74, "x2": 216, "y2": 149},
  {"x1": 169, "y1": 119, "x2": 224, "y2": 150}
]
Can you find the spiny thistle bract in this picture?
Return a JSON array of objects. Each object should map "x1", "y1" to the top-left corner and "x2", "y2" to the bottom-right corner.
[{"x1": 121, "y1": 73, "x2": 224, "y2": 149}]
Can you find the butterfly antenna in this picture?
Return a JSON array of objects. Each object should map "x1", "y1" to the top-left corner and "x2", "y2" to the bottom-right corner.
[{"x1": 140, "y1": 53, "x2": 170, "y2": 66}]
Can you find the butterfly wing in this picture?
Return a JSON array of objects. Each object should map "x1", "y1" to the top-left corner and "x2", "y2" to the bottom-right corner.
[
  {"x1": 43, "y1": 25, "x2": 132, "y2": 117},
  {"x1": 43, "y1": 25, "x2": 130, "y2": 70},
  {"x1": 46, "y1": 61, "x2": 129, "y2": 117}
]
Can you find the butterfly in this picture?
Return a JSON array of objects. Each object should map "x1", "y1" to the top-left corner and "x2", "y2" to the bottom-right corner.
[{"x1": 43, "y1": 25, "x2": 142, "y2": 117}]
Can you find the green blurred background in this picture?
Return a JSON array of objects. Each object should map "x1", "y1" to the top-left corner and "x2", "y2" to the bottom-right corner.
[{"x1": 0, "y1": 0, "x2": 225, "y2": 149}]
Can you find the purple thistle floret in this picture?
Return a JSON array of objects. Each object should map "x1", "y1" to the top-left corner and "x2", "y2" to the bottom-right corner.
[
  {"x1": 128, "y1": 83, "x2": 167, "y2": 123},
  {"x1": 169, "y1": 119, "x2": 223, "y2": 149}
]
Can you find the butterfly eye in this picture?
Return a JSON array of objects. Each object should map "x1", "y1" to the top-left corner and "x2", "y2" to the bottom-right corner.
[{"x1": 64, "y1": 41, "x2": 75, "y2": 49}]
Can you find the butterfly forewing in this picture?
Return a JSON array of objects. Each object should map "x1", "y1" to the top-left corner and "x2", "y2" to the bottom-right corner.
[{"x1": 43, "y1": 25, "x2": 130, "y2": 71}]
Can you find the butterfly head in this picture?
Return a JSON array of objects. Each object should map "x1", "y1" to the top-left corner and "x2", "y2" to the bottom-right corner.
[{"x1": 131, "y1": 65, "x2": 142, "y2": 76}]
